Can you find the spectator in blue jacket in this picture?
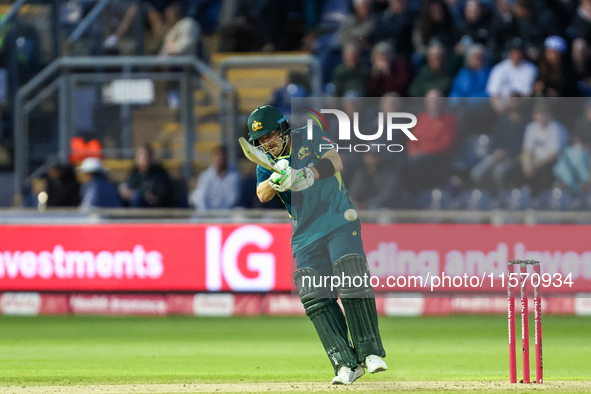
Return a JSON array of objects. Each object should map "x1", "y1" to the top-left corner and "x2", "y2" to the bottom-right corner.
[
  {"x1": 450, "y1": 44, "x2": 491, "y2": 105},
  {"x1": 78, "y1": 158, "x2": 122, "y2": 209}
]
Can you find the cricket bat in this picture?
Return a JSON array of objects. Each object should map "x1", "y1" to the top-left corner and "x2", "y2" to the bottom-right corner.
[{"x1": 238, "y1": 137, "x2": 281, "y2": 173}]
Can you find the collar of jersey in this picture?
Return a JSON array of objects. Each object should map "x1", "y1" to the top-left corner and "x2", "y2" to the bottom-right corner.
[{"x1": 269, "y1": 146, "x2": 291, "y2": 161}]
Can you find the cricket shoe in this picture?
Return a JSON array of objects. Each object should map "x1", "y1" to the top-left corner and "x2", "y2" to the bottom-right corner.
[
  {"x1": 364, "y1": 355, "x2": 388, "y2": 374},
  {"x1": 331, "y1": 365, "x2": 365, "y2": 385}
]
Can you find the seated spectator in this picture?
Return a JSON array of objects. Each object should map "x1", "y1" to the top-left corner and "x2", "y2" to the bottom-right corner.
[
  {"x1": 568, "y1": 0, "x2": 591, "y2": 43},
  {"x1": 144, "y1": 0, "x2": 169, "y2": 50},
  {"x1": 487, "y1": 39, "x2": 538, "y2": 113},
  {"x1": 190, "y1": 145, "x2": 241, "y2": 210},
  {"x1": 534, "y1": 36, "x2": 577, "y2": 97},
  {"x1": 553, "y1": 135, "x2": 591, "y2": 194},
  {"x1": 412, "y1": 0, "x2": 457, "y2": 54},
  {"x1": 521, "y1": 102, "x2": 569, "y2": 194},
  {"x1": 101, "y1": 3, "x2": 139, "y2": 54},
  {"x1": 461, "y1": 0, "x2": 492, "y2": 45},
  {"x1": 573, "y1": 38, "x2": 591, "y2": 78},
  {"x1": 119, "y1": 144, "x2": 174, "y2": 207},
  {"x1": 513, "y1": 0, "x2": 562, "y2": 62},
  {"x1": 572, "y1": 38, "x2": 591, "y2": 95},
  {"x1": 367, "y1": 42, "x2": 412, "y2": 97},
  {"x1": 331, "y1": 43, "x2": 370, "y2": 96},
  {"x1": 489, "y1": 0, "x2": 519, "y2": 62},
  {"x1": 269, "y1": 72, "x2": 309, "y2": 114},
  {"x1": 446, "y1": 0, "x2": 465, "y2": 29},
  {"x1": 337, "y1": 0, "x2": 374, "y2": 49},
  {"x1": 470, "y1": 98, "x2": 529, "y2": 193},
  {"x1": 369, "y1": 0, "x2": 414, "y2": 56},
  {"x1": 403, "y1": 89, "x2": 458, "y2": 194},
  {"x1": 347, "y1": 151, "x2": 401, "y2": 209},
  {"x1": 218, "y1": 0, "x2": 293, "y2": 52},
  {"x1": 44, "y1": 164, "x2": 80, "y2": 207},
  {"x1": 237, "y1": 159, "x2": 284, "y2": 209},
  {"x1": 450, "y1": 44, "x2": 491, "y2": 102},
  {"x1": 555, "y1": 101, "x2": 591, "y2": 193},
  {"x1": 218, "y1": 0, "x2": 259, "y2": 52},
  {"x1": 573, "y1": 99, "x2": 591, "y2": 143},
  {"x1": 410, "y1": 43, "x2": 452, "y2": 97},
  {"x1": 78, "y1": 158, "x2": 121, "y2": 208},
  {"x1": 159, "y1": 3, "x2": 200, "y2": 56}
]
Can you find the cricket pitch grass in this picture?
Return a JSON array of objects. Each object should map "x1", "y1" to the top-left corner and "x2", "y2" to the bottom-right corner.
[{"x1": 0, "y1": 315, "x2": 589, "y2": 393}]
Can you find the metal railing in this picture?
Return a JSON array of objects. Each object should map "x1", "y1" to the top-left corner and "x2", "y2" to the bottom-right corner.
[
  {"x1": 0, "y1": 0, "x2": 28, "y2": 32},
  {"x1": 14, "y1": 56, "x2": 237, "y2": 193}
]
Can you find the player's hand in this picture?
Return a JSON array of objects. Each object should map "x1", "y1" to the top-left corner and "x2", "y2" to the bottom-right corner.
[
  {"x1": 269, "y1": 177, "x2": 288, "y2": 192},
  {"x1": 269, "y1": 159, "x2": 290, "y2": 192},
  {"x1": 290, "y1": 167, "x2": 314, "y2": 191},
  {"x1": 269, "y1": 160, "x2": 314, "y2": 192}
]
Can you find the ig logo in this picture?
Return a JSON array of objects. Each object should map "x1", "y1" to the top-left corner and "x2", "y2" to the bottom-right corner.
[{"x1": 206, "y1": 225, "x2": 276, "y2": 291}]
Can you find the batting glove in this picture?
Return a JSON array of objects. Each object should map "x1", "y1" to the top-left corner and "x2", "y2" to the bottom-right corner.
[
  {"x1": 290, "y1": 167, "x2": 315, "y2": 192},
  {"x1": 269, "y1": 163, "x2": 315, "y2": 192}
]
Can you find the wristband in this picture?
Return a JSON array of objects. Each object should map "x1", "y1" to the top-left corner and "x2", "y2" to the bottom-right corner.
[{"x1": 314, "y1": 158, "x2": 336, "y2": 179}]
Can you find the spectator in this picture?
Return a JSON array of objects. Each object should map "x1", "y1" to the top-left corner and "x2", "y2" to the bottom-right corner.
[
  {"x1": 413, "y1": 0, "x2": 457, "y2": 54},
  {"x1": 449, "y1": 44, "x2": 491, "y2": 101},
  {"x1": 269, "y1": 72, "x2": 309, "y2": 114},
  {"x1": 218, "y1": 0, "x2": 292, "y2": 52},
  {"x1": 331, "y1": 44, "x2": 370, "y2": 96},
  {"x1": 554, "y1": 100, "x2": 591, "y2": 193},
  {"x1": 461, "y1": 0, "x2": 492, "y2": 45},
  {"x1": 410, "y1": 43, "x2": 453, "y2": 97},
  {"x1": 513, "y1": 0, "x2": 562, "y2": 62},
  {"x1": 119, "y1": 144, "x2": 174, "y2": 207},
  {"x1": 573, "y1": 100, "x2": 591, "y2": 144},
  {"x1": 569, "y1": 0, "x2": 591, "y2": 43},
  {"x1": 143, "y1": 0, "x2": 171, "y2": 53},
  {"x1": 367, "y1": 42, "x2": 412, "y2": 97},
  {"x1": 44, "y1": 164, "x2": 81, "y2": 207},
  {"x1": 369, "y1": 0, "x2": 414, "y2": 56},
  {"x1": 446, "y1": 0, "x2": 466, "y2": 29},
  {"x1": 572, "y1": 38, "x2": 591, "y2": 95},
  {"x1": 534, "y1": 36, "x2": 578, "y2": 97},
  {"x1": 337, "y1": 0, "x2": 374, "y2": 48},
  {"x1": 190, "y1": 145, "x2": 241, "y2": 210},
  {"x1": 101, "y1": 3, "x2": 139, "y2": 54},
  {"x1": 78, "y1": 158, "x2": 121, "y2": 208},
  {"x1": 521, "y1": 102, "x2": 569, "y2": 194},
  {"x1": 159, "y1": 3, "x2": 200, "y2": 56},
  {"x1": 376, "y1": 92, "x2": 408, "y2": 147},
  {"x1": 403, "y1": 89, "x2": 458, "y2": 193},
  {"x1": 470, "y1": 98, "x2": 529, "y2": 193},
  {"x1": 347, "y1": 151, "x2": 401, "y2": 209},
  {"x1": 487, "y1": 39, "x2": 538, "y2": 111},
  {"x1": 547, "y1": 0, "x2": 578, "y2": 31},
  {"x1": 218, "y1": 0, "x2": 258, "y2": 52},
  {"x1": 489, "y1": 0, "x2": 519, "y2": 61},
  {"x1": 553, "y1": 134, "x2": 591, "y2": 194},
  {"x1": 573, "y1": 38, "x2": 591, "y2": 79}
]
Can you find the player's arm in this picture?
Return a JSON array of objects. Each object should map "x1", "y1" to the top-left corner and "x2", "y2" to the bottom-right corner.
[
  {"x1": 310, "y1": 148, "x2": 343, "y2": 180},
  {"x1": 256, "y1": 176, "x2": 277, "y2": 203}
]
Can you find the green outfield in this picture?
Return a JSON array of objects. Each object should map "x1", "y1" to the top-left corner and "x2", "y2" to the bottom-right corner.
[{"x1": 0, "y1": 315, "x2": 590, "y2": 393}]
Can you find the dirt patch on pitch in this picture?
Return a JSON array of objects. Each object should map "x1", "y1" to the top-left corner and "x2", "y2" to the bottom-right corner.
[{"x1": 1, "y1": 381, "x2": 590, "y2": 393}]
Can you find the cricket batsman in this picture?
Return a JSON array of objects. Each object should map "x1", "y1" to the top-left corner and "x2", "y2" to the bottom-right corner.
[{"x1": 247, "y1": 105, "x2": 387, "y2": 384}]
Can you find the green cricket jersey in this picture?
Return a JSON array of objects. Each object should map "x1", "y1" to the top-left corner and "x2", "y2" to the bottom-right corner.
[{"x1": 256, "y1": 126, "x2": 355, "y2": 252}]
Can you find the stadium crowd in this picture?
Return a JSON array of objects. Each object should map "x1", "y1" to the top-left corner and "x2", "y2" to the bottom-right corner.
[{"x1": 4, "y1": 0, "x2": 591, "y2": 210}]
